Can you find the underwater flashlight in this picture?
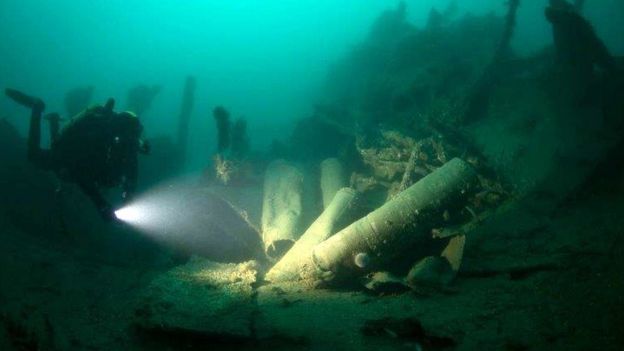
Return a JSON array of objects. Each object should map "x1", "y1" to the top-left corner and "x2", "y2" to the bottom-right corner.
[{"x1": 114, "y1": 205, "x2": 148, "y2": 223}]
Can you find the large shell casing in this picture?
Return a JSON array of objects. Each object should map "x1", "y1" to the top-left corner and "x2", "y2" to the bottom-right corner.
[
  {"x1": 311, "y1": 158, "x2": 478, "y2": 278},
  {"x1": 265, "y1": 188, "x2": 359, "y2": 282},
  {"x1": 261, "y1": 160, "x2": 304, "y2": 259},
  {"x1": 320, "y1": 158, "x2": 348, "y2": 209}
]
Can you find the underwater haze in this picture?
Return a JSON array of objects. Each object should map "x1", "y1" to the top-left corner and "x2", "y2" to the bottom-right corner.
[
  {"x1": 2, "y1": 0, "x2": 621, "y2": 171},
  {"x1": 0, "y1": 0, "x2": 444, "y2": 171}
]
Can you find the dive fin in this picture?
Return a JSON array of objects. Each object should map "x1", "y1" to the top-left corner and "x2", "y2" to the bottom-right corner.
[{"x1": 5, "y1": 88, "x2": 45, "y2": 111}]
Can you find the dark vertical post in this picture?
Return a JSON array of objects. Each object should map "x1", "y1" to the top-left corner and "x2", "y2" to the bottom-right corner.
[
  {"x1": 177, "y1": 76, "x2": 196, "y2": 165},
  {"x1": 496, "y1": 0, "x2": 521, "y2": 60},
  {"x1": 462, "y1": 0, "x2": 520, "y2": 123}
]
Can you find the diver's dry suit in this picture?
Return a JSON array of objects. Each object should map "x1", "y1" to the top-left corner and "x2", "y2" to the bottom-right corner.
[{"x1": 5, "y1": 88, "x2": 148, "y2": 221}]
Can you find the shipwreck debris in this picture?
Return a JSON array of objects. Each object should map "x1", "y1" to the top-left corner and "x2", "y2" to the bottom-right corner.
[
  {"x1": 462, "y1": 0, "x2": 520, "y2": 124},
  {"x1": 362, "y1": 271, "x2": 410, "y2": 294},
  {"x1": 214, "y1": 106, "x2": 231, "y2": 154},
  {"x1": 320, "y1": 158, "x2": 349, "y2": 209},
  {"x1": 261, "y1": 160, "x2": 305, "y2": 259},
  {"x1": 310, "y1": 158, "x2": 479, "y2": 282},
  {"x1": 546, "y1": 0, "x2": 616, "y2": 80},
  {"x1": 230, "y1": 117, "x2": 250, "y2": 160},
  {"x1": 177, "y1": 76, "x2": 196, "y2": 165},
  {"x1": 406, "y1": 256, "x2": 455, "y2": 290},
  {"x1": 265, "y1": 187, "x2": 359, "y2": 283}
]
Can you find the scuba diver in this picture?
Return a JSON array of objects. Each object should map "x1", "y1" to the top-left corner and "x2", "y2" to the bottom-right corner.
[{"x1": 5, "y1": 88, "x2": 150, "y2": 221}]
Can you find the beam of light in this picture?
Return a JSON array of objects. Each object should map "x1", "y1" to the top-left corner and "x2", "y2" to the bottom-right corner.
[
  {"x1": 114, "y1": 200, "x2": 166, "y2": 228},
  {"x1": 112, "y1": 177, "x2": 263, "y2": 262}
]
